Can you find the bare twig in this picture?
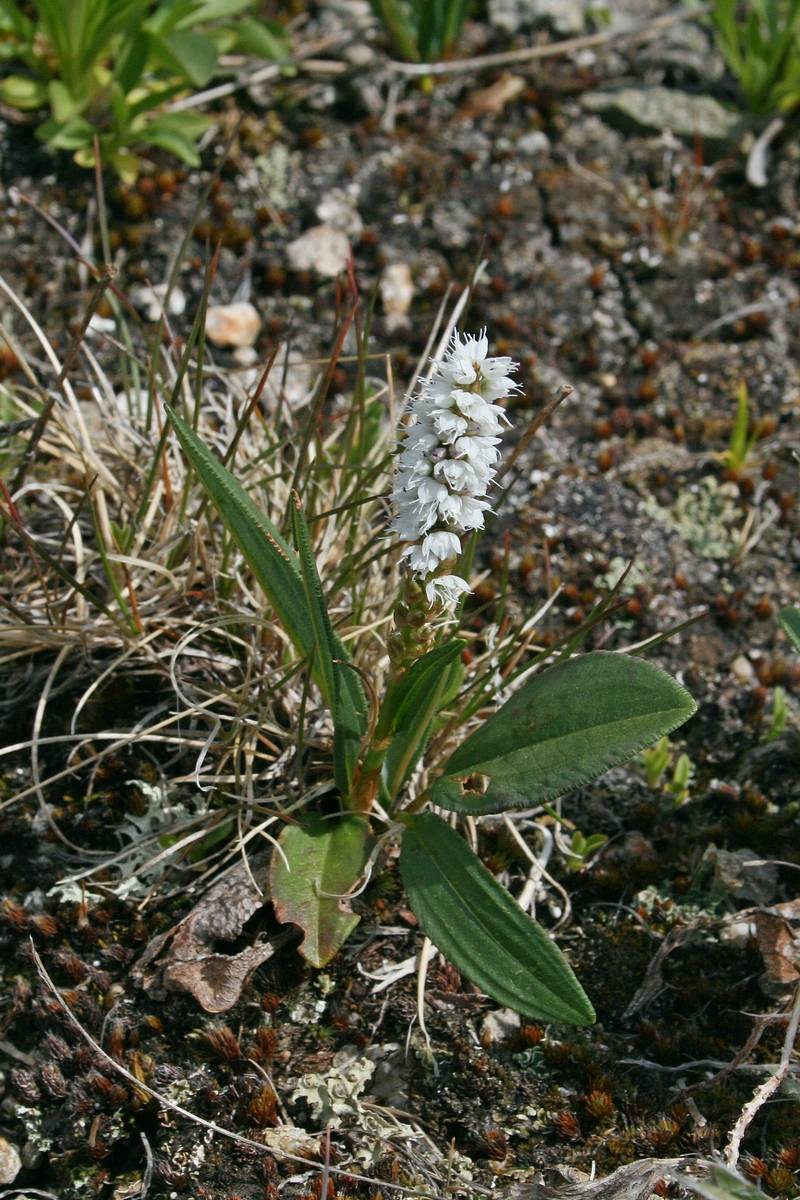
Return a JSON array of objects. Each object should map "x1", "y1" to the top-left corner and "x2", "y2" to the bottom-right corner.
[
  {"x1": 386, "y1": 3, "x2": 713, "y2": 76},
  {"x1": 29, "y1": 943, "x2": 475, "y2": 1199},
  {"x1": 725, "y1": 984, "x2": 800, "y2": 1168},
  {"x1": 140, "y1": 1131, "x2": 154, "y2": 1200},
  {"x1": 623, "y1": 917, "x2": 712, "y2": 1022},
  {"x1": 490, "y1": 384, "x2": 572, "y2": 515}
]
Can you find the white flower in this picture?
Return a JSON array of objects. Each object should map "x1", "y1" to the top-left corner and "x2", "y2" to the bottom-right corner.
[
  {"x1": 425, "y1": 574, "x2": 471, "y2": 606},
  {"x1": 390, "y1": 330, "x2": 518, "y2": 596},
  {"x1": 406, "y1": 529, "x2": 462, "y2": 574}
]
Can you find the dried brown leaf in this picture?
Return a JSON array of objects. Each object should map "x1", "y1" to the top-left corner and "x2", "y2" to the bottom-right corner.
[{"x1": 133, "y1": 857, "x2": 274, "y2": 1012}]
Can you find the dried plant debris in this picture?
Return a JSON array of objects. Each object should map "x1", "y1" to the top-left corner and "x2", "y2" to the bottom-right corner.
[
  {"x1": 504, "y1": 1156, "x2": 701, "y2": 1200},
  {"x1": 132, "y1": 856, "x2": 276, "y2": 1012}
]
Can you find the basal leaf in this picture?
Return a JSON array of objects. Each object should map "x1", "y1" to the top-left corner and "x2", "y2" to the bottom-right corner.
[
  {"x1": 400, "y1": 812, "x2": 595, "y2": 1024},
  {"x1": 290, "y1": 494, "x2": 366, "y2": 794},
  {"x1": 165, "y1": 403, "x2": 312, "y2": 659},
  {"x1": 229, "y1": 16, "x2": 291, "y2": 59},
  {"x1": 779, "y1": 606, "x2": 800, "y2": 654},
  {"x1": 270, "y1": 814, "x2": 374, "y2": 968},
  {"x1": 166, "y1": 406, "x2": 365, "y2": 784},
  {"x1": 431, "y1": 651, "x2": 696, "y2": 815},
  {"x1": 152, "y1": 29, "x2": 217, "y2": 86}
]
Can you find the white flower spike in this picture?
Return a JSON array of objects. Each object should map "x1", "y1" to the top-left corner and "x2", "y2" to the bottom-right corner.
[{"x1": 390, "y1": 330, "x2": 518, "y2": 600}]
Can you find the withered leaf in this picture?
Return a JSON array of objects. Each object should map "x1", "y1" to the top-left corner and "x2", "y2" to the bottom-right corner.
[{"x1": 133, "y1": 856, "x2": 274, "y2": 1012}]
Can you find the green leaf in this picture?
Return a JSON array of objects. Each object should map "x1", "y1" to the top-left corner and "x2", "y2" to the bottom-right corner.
[
  {"x1": 270, "y1": 814, "x2": 374, "y2": 967},
  {"x1": 48, "y1": 78, "x2": 77, "y2": 121},
  {"x1": 290, "y1": 493, "x2": 367, "y2": 795},
  {"x1": 780, "y1": 606, "x2": 800, "y2": 653},
  {"x1": 174, "y1": 0, "x2": 254, "y2": 25},
  {"x1": 165, "y1": 406, "x2": 365, "y2": 766},
  {"x1": 164, "y1": 403, "x2": 313, "y2": 659},
  {"x1": 0, "y1": 74, "x2": 47, "y2": 110},
  {"x1": 152, "y1": 29, "x2": 218, "y2": 85},
  {"x1": 116, "y1": 30, "x2": 149, "y2": 94},
  {"x1": 376, "y1": 638, "x2": 465, "y2": 741},
  {"x1": 108, "y1": 149, "x2": 141, "y2": 182},
  {"x1": 228, "y1": 15, "x2": 290, "y2": 58},
  {"x1": 400, "y1": 812, "x2": 595, "y2": 1024},
  {"x1": 142, "y1": 110, "x2": 212, "y2": 163},
  {"x1": 382, "y1": 652, "x2": 463, "y2": 802},
  {"x1": 684, "y1": 1163, "x2": 766, "y2": 1200},
  {"x1": 39, "y1": 115, "x2": 95, "y2": 149},
  {"x1": 431, "y1": 651, "x2": 696, "y2": 815}
]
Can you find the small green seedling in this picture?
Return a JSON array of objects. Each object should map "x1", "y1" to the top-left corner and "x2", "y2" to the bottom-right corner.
[
  {"x1": 643, "y1": 735, "x2": 671, "y2": 789},
  {"x1": 709, "y1": 0, "x2": 800, "y2": 115},
  {"x1": 717, "y1": 381, "x2": 769, "y2": 473},
  {"x1": 565, "y1": 829, "x2": 608, "y2": 873},
  {"x1": 666, "y1": 752, "x2": 694, "y2": 808},
  {"x1": 367, "y1": 0, "x2": 472, "y2": 62},
  {"x1": 766, "y1": 684, "x2": 788, "y2": 741}
]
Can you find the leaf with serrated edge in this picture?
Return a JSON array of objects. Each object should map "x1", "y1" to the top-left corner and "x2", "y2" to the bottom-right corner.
[
  {"x1": 780, "y1": 607, "x2": 800, "y2": 654},
  {"x1": 431, "y1": 651, "x2": 696, "y2": 815},
  {"x1": 400, "y1": 812, "x2": 595, "y2": 1024},
  {"x1": 270, "y1": 815, "x2": 374, "y2": 968}
]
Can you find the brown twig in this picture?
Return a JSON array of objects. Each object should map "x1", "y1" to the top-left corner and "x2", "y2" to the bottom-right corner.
[
  {"x1": 490, "y1": 384, "x2": 572, "y2": 515},
  {"x1": 622, "y1": 916, "x2": 713, "y2": 1022},
  {"x1": 12, "y1": 266, "x2": 117, "y2": 492},
  {"x1": 386, "y1": 2, "x2": 713, "y2": 75},
  {"x1": 725, "y1": 984, "x2": 800, "y2": 1168},
  {"x1": 675, "y1": 1015, "x2": 769, "y2": 1100}
]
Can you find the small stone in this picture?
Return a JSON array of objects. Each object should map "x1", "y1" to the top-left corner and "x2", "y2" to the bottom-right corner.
[
  {"x1": 87, "y1": 314, "x2": 116, "y2": 336},
  {"x1": 480, "y1": 1007, "x2": 521, "y2": 1044},
  {"x1": 516, "y1": 130, "x2": 550, "y2": 156},
  {"x1": 0, "y1": 1137, "x2": 21, "y2": 1185},
  {"x1": 581, "y1": 87, "x2": 749, "y2": 158},
  {"x1": 315, "y1": 188, "x2": 363, "y2": 238},
  {"x1": 131, "y1": 283, "x2": 186, "y2": 321},
  {"x1": 380, "y1": 263, "x2": 414, "y2": 333},
  {"x1": 205, "y1": 302, "x2": 262, "y2": 348},
  {"x1": 287, "y1": 224, "x2": 351, "y2": 277},
  {"x1": 232, "y1": 345, "x2": 258, "y2": 367},
  {"x1": 731, "y1": 655, "x2": 757, "y2": 686},
  {"x1": 489, "y1": 0, "x2": 588, "y2": 35}
]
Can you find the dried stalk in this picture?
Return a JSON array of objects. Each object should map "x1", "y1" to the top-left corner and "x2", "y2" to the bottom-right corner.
[{"x1": 725, "y1": 984, "x2": 800, "y2": 1167}]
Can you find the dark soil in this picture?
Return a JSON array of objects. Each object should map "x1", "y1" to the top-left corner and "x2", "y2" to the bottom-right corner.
[{"x1": 4, "y1": 1, "x2": 800, "y2": 1197}]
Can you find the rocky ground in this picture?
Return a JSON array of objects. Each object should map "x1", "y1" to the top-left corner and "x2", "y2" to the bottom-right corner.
[{"x1": 4, "y1": 1, "x2": 800, "y2": 1198}]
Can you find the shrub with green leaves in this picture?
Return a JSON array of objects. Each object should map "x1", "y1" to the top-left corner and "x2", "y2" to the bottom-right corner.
[
  {"x1": 709, "y1": 0, "x2": 800, "y2": 116},
  {"x1": 166, "y1": 330, "x2": 697, "y2": 1025},
  {"x1": 367, "y1": 0, "x2": 472, "y2": 62},
  {"x1": 0, "y1": 0, "x2": 290, "y2": 180}
]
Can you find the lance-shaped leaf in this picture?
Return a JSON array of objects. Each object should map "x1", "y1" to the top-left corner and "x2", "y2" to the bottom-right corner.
[
  {"x1": 165, "y1": 407, "x2": 366, "y2": 764},
  {"x1": 270, "y1": 814, "x2": 374, "y2": 968},
  {"x1": 290, "y1": 493, "x2": 366, "y2": 794},
  {"x1": 375, "y1": 637, "x2": 465, "y2": 741},
  {"x1": 400, "y1": 812, "x2": 595, "y2": 1024},
  {"x1": 166, "y1": 403, "x2": 309, "y2": 648},
  {"x1": 780, "y1": 607, "x2": 800, "y2": 654},
  {"x1": 431, "y1": 651, "x2": 696, "y2": 815},
  {"x1": 382, "y1": 652, "x2": 463, "y2": 802}
]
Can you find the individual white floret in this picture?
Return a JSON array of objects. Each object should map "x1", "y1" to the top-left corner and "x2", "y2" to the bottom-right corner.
[{"x1": 425, "y1": 574, "x2": 471, "y2": 606}]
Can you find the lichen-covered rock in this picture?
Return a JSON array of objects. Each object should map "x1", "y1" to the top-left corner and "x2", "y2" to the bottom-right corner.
[{"x1": 581, "y1": 87, "x2": 749, "y2": 157}]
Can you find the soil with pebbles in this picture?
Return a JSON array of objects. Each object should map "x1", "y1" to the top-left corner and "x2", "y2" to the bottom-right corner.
[{"x1": 4, "y1": 1, "x2": 800, "y2": 1196}]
